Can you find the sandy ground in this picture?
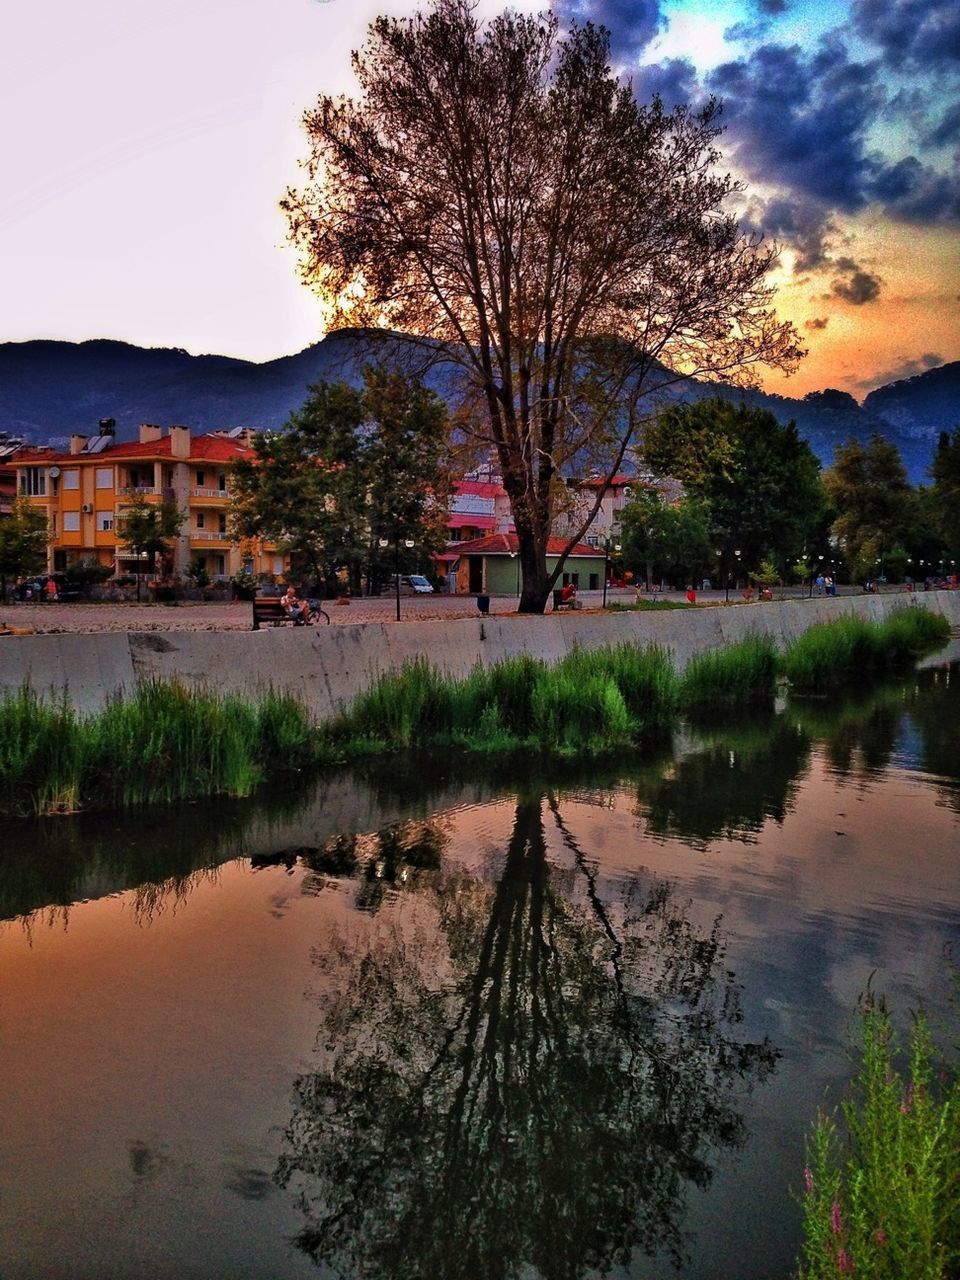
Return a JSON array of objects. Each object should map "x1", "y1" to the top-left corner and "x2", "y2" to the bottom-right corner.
[
  {"x1": 0, "y1": 588, "x2": 641, "y2": 633},
  {"x1": 0, "y1": 584, "x2": 881, "y2": 634}
]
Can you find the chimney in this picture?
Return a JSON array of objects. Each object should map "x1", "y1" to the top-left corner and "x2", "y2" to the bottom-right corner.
[
  {"x1": 169, "y1": 424, "x2": 191, "y2": 459},
  {"x1": 139, "y1": 423, "x2": 163, "y2": 445},
  {"x1": 70, "y1": 435, "x2": 88, "y2": 455}
]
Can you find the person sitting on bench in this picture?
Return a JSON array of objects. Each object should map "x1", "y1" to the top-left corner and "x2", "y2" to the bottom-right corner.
[
  {"x1": 282, "y1": 585, "x2": 312, "y2": 625},
  {"x1": 560, "y1": 582, "x2": 577, "y2": 606}
]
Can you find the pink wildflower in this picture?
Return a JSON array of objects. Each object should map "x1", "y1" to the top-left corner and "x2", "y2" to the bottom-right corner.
[
  {"x1": 874, "y1": 1228, "x2": 887, "y2": 1246},
  {"x1": 804, "y1": 1167, "x2": 814, "y2": 1193},
  {"x1": 837, "y1": 1248, "x2": 854, "y2": 1273},
  {"x1": 832, "y1": 1202, "x2": 843, "y2": 1235}
]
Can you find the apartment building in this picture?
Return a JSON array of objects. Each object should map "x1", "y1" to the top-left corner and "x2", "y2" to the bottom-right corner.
[{"x1": 12, "y1": 421, "x2": 284, "y2": 580}]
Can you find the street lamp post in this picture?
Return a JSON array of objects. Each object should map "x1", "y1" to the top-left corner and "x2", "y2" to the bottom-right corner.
[
  {"x1": 734, "y1": 549, "x2": 741, "y2": 597},
  {"x1": 601, "y1": 539, "x2": 621, "y2": 608},
  {"x1": 510, "y1": 551, "x2": 520, "y2": 596}
]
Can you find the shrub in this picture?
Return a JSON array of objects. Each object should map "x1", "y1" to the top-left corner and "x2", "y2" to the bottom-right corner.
[{"x1": 798, "y1": 992, "x2": 960, "y2": 1280}]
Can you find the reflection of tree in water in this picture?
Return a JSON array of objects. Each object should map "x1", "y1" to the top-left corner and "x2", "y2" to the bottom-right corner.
[
  {"x1": 636, "y1": 717, "x2": 811, "y2": 847},
  {"x1": 276, "y1": 793, "x2": 777, "y2": 1279},
  {"x1": 903, "y1": 664, "x2": 960, "y2": 811},
  {"x1": 295, "y1": 819, "x2": 446, "y2": 914},
  {"x1": 787, "y1": 684, "x2": 906, "y2": 778}
]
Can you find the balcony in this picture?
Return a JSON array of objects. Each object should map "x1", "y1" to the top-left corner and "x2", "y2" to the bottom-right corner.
[
  {"x1": 192, "y1": 530, "x2": 230, "y2": 542},
  {"x1": 118, "y1": 486, "x2": 160, "y2": 497},
  {"x1": 191, "y1": 487, "x2": 228, "y2": 499}
]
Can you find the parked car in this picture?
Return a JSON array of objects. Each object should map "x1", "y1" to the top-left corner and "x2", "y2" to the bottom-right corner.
[{"x1": 388, "y1": 574, "x2": 434, "y2": 595}]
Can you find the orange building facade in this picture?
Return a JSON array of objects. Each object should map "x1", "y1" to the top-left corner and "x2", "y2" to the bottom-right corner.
[{"x1": 12, "y1": 422, "x2": 284, "y2": 581}]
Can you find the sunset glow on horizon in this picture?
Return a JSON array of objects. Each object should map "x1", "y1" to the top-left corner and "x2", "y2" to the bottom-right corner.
[{"x1": 1, "y1": 0, "x2": 957, "y2": 400}]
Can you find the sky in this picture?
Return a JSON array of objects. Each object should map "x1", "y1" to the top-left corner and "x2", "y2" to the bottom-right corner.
[{"x1": 1, "y1": 0, "x2": 957, "y2": 399}]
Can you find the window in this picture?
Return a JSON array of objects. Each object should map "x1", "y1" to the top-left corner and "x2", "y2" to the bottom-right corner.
[
  {"x1": 217, "y1": 474, "x2": 226, "y2": 492},
  {"x1": 218, "y1": 513, "x2": 227, "y2": 534},
  {"x1": 96, "y1": 468, "x2": 112, "y2": 489},
  {"x1": 50, "y1": 513, "x2": 58, "y2": 535},
  {"x1": 273, "y1": 556, "x2": 284, "y2": 576},
  {"x1": 196, "y1": 512, "x2": 205, "y2": 530},
  {"x1": 63, "y1": 469, "x2": 80, "y2": 490},
  {"x1": 96, "y1": 511, "x2": 113, "y2": 532},
  {"x1": 19, "y1": 466, "x2": 45, "y2": 496},
  {"x1": 214, "y1": 554, "x2": 225, "y2": 576},
  {"x1": 196, "y1": 470, "x2": 205, "y2": 487},
  {"x1": 63, "y1": 511, "x2": 80, "y2": 532}
]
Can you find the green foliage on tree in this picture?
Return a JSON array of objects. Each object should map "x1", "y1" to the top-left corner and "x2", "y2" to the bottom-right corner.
[
  {"x1": 620, "y1": 490, "x2": 712, "y2": 588},
  {"x1": 118, "y1": 492, "x2": 184, "y2": 572},
  {"x1": 641, "y1": 398, "x2": 826, "y2": 574},
  {"x1": 931, "y1": 429, "x2": 960, "y2": 561},
  {"x1": 229, "y1": 368, "x2": 451, "y2": 592},
  {"x1": 823, "y1": 436, "x2": 912, "y2": 581},
  {"x1": 0, "y1": 497, "x2": 49, "y2": 594},
  {"x1": 283, "y1": 0, "x2": 802, "y2": 612}
]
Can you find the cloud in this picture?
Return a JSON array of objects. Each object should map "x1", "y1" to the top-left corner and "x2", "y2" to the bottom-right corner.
[
  {"x1": 852, "y1": 352, "x2": 945, "y2": 391},
  {"x1": 631, "y1": 57, "x2": 701, "y2": 107},
  {"x1": 553, "y1": 0, "x2": 665, "y2": 64},
  {"x1": 742, "y1": 195, "x2": 835, "y2": 270},
  {"x1": 852, "y1": 0, "x2": 960, "y2": 73},
  {"x1": 707, "y1": 41, "x2": 887, "y2": 213},
  {"x1": 871, "y1": 156, "x2": 960, "y2": 221},
  {"x1": 926, "y1": 102, "x2": 960, "y2": 147},
  {"x1": 805, "y1": 317, "x2": 829, "y2": 330},
  {"x1": 830, "y1": 258, "x2": 883, "y2": 304}
]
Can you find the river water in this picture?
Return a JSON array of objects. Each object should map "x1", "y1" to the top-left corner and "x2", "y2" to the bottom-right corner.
[{"x1": 1, "y1": 648, "x2": 958, "y2": 1280}]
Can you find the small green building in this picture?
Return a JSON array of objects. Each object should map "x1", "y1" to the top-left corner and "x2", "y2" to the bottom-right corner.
[{"x1": 443, "y1": 533, "x2": 607, "y2": 596}]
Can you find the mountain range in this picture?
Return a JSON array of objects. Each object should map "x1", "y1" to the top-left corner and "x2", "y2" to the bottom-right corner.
[{"x1": 1, "y1": 332, "x2": 957, "y2": 483}]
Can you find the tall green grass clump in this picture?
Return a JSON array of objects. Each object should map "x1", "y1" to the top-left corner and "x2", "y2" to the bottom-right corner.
[
  {"x1": 449, "y1": 654, "x2": 544, "y2": 748},
  {"x1": 530, "y1": 664, "x2": 631, "y2": 753},
  {"x1": 798, "y1": 992, "x2": 960, "y2": 1280},
  {"x1": 680, "y1": 634, "x2": 779, "y2": 715},
  {"x1": 83, "y1": 681, "x2": 262, "y2": 808},
  {"x1": 0, "y1": 680, "x2": 322, "y2": 817},
  {"x1": 877, "y1": 607, "x2": 950, "y2": 668},
  {"x1": 569, "y1": 643, "x2": 679, "y2": 734},
  {"x1": 0, "y1": 686, "x2": 83, "y2": 815},
  {"x1": 338, "y1": 657, "x2": 455, "y2": 749},
  {"x1": 784, "y1": 608, "x2": 949, "y2": 693}
]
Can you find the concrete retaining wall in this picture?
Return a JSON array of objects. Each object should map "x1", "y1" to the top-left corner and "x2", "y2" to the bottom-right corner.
[{"x1": 3, "y1": 591, "x2": 959, "y2": 719}]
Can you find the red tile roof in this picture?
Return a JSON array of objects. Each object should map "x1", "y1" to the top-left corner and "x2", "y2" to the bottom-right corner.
[
  {"x1": 446, "y1": 533, "x2": 600, "y2": 557},
  {"x1": 8, "y1": 434, "x2": 252, "y2": 464},
  {"x1": 454, "y1": 479, "x2": 508, "y2": 498}
]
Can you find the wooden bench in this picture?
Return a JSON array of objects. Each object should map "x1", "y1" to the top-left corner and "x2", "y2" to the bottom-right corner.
[{"x1": 251, "y1": 597, "x2": 329, "y2": 629}]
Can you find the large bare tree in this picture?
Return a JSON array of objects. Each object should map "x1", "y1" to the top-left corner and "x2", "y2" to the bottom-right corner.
[{"x1": 283, "y1": 0, "x2": 803, "y2": 612}]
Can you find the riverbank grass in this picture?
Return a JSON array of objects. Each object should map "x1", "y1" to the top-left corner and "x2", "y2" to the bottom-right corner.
[
  {"x1": 798, "y1": 995, "x2": 960, "y2": 1280},
  {"x1": 783, "y1": 608, "x2": 950, "y2": 693},
  {"x1": 0, "y1": 681, "x2": 317, "y2": 816},
  {"x1": 680, "y1": 634, "x2": 779, "y2": 715}
]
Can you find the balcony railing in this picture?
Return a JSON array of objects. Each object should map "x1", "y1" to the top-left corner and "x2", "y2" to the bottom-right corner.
[
  {"x1": 192, "y1": 530, "x2": 229, "y2": 541},
  {"x1": 118, "y1": 486, "x2": 160, "y2": 496},
  {"x1": 192, "y1": 487, "x2": 229, "y2": 499}
]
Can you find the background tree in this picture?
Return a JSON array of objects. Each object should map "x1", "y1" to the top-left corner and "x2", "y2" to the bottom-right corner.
[
  {"x1": 823, "y1": 435, "x2": 912, "y2": 582},
  {"x1": 641, "y1": 399, "x2": 825, "y2": 578},
  {"x1": 283, "y1": 0, "x2": 802, "y2": 613},
  {"x1": 931, "y1": 429, "x2": 960, "y2": 563},
  {"x1": 118, "y1": 493, "x2": 184, "y2": 599},
  {"x1": 620, "y1": 491, "x2": 712, "y2": 590},
  {"x1": 230, "y1": 369, "x2": 451, "y2": 593},
  {"x1": 0, "y1": 497, "x2": 49, "y2": 598}
]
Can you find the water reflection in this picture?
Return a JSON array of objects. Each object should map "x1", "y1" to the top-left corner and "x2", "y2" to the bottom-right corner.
[
  {"x1": 636, "y1": 716, "x2": 811, "y2": 847},
  {"x1": 276, "y1": 793, "x2": 778, "y2": 1279}
]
